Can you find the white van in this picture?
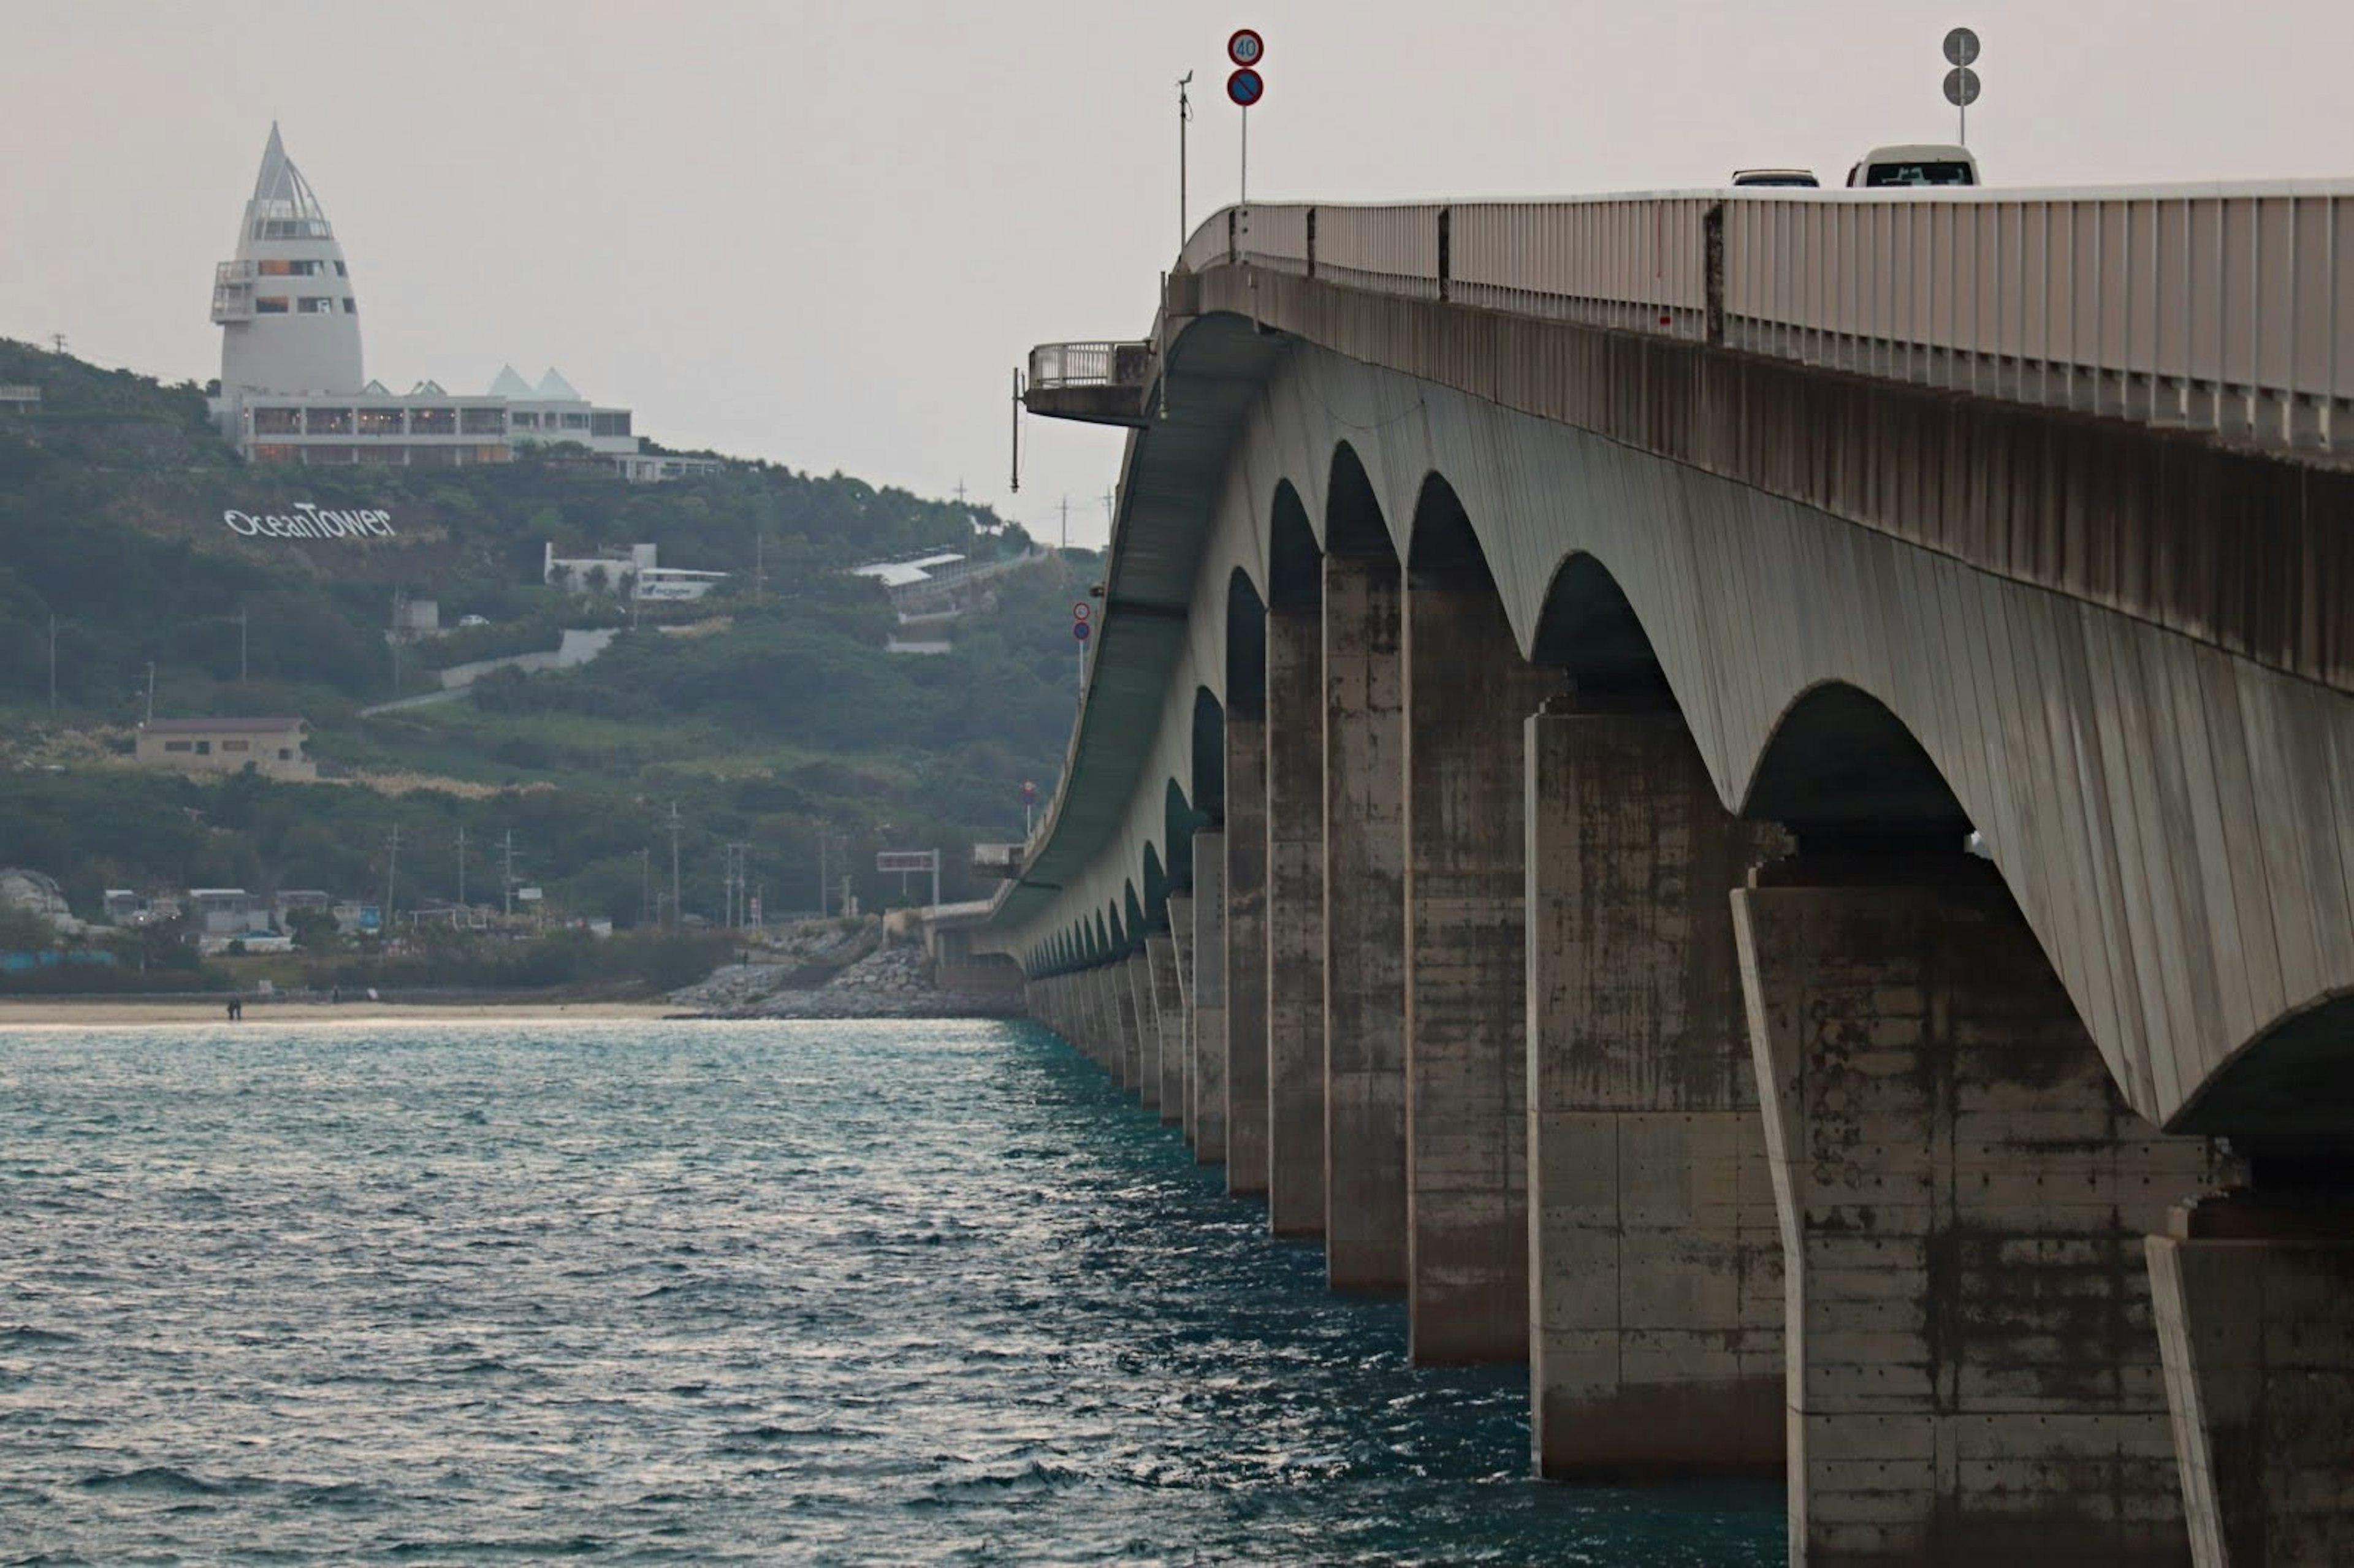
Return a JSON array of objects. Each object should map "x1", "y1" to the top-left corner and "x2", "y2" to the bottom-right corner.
[{"x1": 1845, "y1": 144, "x2": 1980, "y2": 188}]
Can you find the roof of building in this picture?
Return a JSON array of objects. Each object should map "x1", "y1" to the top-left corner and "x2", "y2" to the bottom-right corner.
[
  {"x1": 851, "y1": 552, "x2": 966, "y2": 588},
  {"x1": 250, "y1": 123, "x2": 329, "y2": 224},
  {"x1": 489, "y1": 365, "x2": 536, "y2": 398},
  {"x1": 142, "y1": 717, "x2": 308, "y2": 735},
  {"x1": 535, "y1": 367, "x2": 582, "y2": 401}
]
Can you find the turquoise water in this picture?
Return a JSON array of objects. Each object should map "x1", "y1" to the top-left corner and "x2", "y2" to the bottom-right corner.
[{"x1": 0, "y1": 1018, "x2": 1781, "y2": 1564}]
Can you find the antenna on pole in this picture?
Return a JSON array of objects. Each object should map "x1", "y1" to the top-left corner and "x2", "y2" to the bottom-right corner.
[{"x1": 1176, "y1": 71, "x2": 1194, "y2": 250}]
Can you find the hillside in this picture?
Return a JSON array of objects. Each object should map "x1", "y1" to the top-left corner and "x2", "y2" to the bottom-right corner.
[{"x1": 0, "y1": 338, "x2": 1086, "y2": 927}]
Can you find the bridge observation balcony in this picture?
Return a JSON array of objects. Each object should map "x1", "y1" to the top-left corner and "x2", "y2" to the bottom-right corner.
[
  {"x1": 1023, "y1": 340, "x2": 1156, "y2": 427},
  {"x1": 1155, "y1": 183, "x2": 2352, "y2": 454}
]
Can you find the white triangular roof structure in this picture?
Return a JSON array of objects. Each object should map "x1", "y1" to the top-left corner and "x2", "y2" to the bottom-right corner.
[
  {"x1": 534, "y1": 367, "x2": 582, "y2": 402},
  {"x1": 409, "y1": 378, "x2": 445, "y2": 395},
  {"x1": 361, "y1": 378, "x2": 390, "y2": 395},
  {"x1": 249, "y1": 121, "x2": 330, "y2": 224},
  {"x1": 488, "y1": 365, "x2": 535, "y2": 399}
]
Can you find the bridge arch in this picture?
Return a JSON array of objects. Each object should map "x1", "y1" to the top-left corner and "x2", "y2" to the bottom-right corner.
[
  {"x1": 1740, "y1": 680, "x2": 1973, "y2": 851},
  {"x1": 1190, "y1": 689, "x2": 1225, "y2": 826},
  {"x1": 1528, "y1": 549, "x2": 1674, "y2": 702},
  {"x1": 1326, "y1": 441, "x2": 1395, "y2": 559}
]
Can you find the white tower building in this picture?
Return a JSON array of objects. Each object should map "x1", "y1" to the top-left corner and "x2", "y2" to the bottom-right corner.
[{"x1": 210, "y1": 123, "x2": 362, "y2": 397}]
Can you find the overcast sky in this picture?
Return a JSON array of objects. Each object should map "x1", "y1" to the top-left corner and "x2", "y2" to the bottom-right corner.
[{"x1": 4, "y1": 1, "x2": 2347, "y2": 547}]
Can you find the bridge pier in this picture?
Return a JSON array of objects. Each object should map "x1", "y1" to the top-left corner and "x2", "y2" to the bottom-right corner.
[
  {"x1": 1168, "y1": 895, "x2": 1197, "y2": 1140},
  {"x1": 2146, "y1": 1201, "x2": 2354, "y2": 1568},
  {"x1": 1128, "y1": 950, "x2": 1160, "y2": 1111},
  {"x1": 1401, "y1": 569, "x2": 1553, "y2": 1362},
  {"x1": 1148, "y1": 933, "x2": 1184, "y2": 1125},
  {"x1": 1266, "y1": 594, "x2": 1327, "y2": 1236},
  {"x1": 1192, "y1": 832, "x2": 1229, "y2": 1166},
  {"x1": 1224, "y1": 709, "x2": 1270, "y2": 1196},
  {"x1": 1323, "y1": 551, "x2": 1408, "y2": 1291},
  {"x1": 1525, "y1": 706, "x2": 1785, "y2": 1476},
  {"x1": 1734, "y1": 858, "x2": 2210, "y2": 1567},
  {"x1": 1111, "y1": 954, "x2": 1143, "y2": 1094},
  {"x1": 1089, "y1": 967, "x2": 1118, "y2": 1071}
]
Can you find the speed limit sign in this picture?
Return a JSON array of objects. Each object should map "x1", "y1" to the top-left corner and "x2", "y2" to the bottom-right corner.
[{"x1": 1227, "y1": 28, "x2": 1263, "y2": 67}]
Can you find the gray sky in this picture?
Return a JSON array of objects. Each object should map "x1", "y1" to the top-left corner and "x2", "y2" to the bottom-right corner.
[{"x1": 4, "y1": 1, "x2": 2348, "y2": 547}]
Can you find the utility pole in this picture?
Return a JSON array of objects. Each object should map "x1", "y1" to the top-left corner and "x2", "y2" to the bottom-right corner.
[
  {"x1": 501, "y1": 830, "x2": 517, "y2": 918},
  {"x1": 390, "y1": 588, "x2": 406, "y2": 695},
  {"x1": 665, "y1": 801, "x2": 683, "y2": 931},
  {"x1": 143, "y1": 661, "x2": 155, "y2": 725},
  {"x1": 385, "y1": 824, "x2": 401, "y2": 926},
  {"x1": 49, "y1": 333, "x2": 66, "y2": 356},
  {"x1": 1059, "y1": 495, "x2": 1069, "y2": 550}
]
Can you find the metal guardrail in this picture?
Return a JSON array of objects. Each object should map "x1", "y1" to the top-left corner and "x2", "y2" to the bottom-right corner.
[
  {"x1": 1176, "y1": 184, "x2": 2354, "y2": 452},
  {"x1": 1028, "y1": 341, "x2": 1154, "y2": 390}
]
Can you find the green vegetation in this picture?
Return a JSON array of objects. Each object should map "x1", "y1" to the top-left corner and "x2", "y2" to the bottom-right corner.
[{"x1": 0, "y1": 338, "x2": 1091, "y2": 954}]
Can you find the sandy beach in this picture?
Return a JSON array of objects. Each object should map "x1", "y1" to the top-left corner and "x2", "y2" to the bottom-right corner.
[{"x1": 0, "y1": 999, "x2": 689, "y2": 1027}]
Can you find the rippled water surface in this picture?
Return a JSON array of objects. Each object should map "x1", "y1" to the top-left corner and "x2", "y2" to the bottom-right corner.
[{"x1": 1, "y1": 1019, "x2": 1780, "y2": 1564}]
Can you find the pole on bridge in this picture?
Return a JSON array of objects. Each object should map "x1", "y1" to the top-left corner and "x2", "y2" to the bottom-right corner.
[{"x1": 1176, "y1": 72, "x2": 1192, "y2": 248}]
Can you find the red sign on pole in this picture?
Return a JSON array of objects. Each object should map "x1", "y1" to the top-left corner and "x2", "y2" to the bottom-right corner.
[{"x1": 1227, "y1": 28, "x2": 1264, "y2": 67}]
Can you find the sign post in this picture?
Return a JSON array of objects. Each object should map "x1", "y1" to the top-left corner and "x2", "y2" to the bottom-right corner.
[
  {"x1": 1942, "y1": 27, "x2": 1981, "y2": 145},
  {"x1": 1227, "y1": 29, "x2": 1264, "y2": 205},
  {"x1": 876, "y1": 850, "x2": 941, "y2": 910}
]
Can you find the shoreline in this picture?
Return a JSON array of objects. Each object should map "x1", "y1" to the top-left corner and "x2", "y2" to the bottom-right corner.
[{"x1": 0, "y1": 999, "x2": 689, "y2": 1026}]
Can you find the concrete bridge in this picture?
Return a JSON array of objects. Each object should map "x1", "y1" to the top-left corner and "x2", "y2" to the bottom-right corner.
[{"x1": 997, "y1": 184, "x2": 2353, "y2": 1566}]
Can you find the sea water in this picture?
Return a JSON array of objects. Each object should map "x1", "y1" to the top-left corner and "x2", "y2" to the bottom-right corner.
[{"x1": 0, "y1": 1018, "x2": 1781, "y2": 1564}]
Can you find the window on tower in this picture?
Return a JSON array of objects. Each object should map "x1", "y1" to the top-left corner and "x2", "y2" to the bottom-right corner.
[
  {"x1": 297, "y1": 297, "x2": 335, "y2": 314},
  {"x1": 254, "y1": 296, "x2": 290, "y2": 314},
  {"x1": 342, "y1": 299, "x2": 357, "y2": 314},
  {"x1": 334, "y1": 261, "x2": 348, "y2": 276}
]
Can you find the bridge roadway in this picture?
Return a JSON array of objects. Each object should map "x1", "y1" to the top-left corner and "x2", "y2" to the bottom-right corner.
[{"x1": 998, "y1": 184, "x2": 2354, "y2": 1566}]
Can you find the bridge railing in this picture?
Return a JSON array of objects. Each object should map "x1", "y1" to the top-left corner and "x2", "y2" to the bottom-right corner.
[
  {"x1": 1028, "y1": 340, "x2": 1153, "y2": 390},
  {"x1": 1180, "y1": 185, "x2": 2352, "y2": 452}
]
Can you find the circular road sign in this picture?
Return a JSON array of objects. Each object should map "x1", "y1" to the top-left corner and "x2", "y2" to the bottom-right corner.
[
  {"x1": 1227, "y1": 67, "x2": 1264, "y2": 108},
  {"x1": 1073, "y1": 621, "x2": 1092, "y2": 642},
  {"x1": 1072, "y1": 601, "x2": 1092, "y2": 622},
  {"x1": 1228, "y1": 28, "x2": 1264, "y2": 68},
  {"x1": 1943, "y1": 26, "x2": 1980, "y2": 67},
  {"x1": 1943, "y1": 66, "x2": 1981, "y2": 107}
]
